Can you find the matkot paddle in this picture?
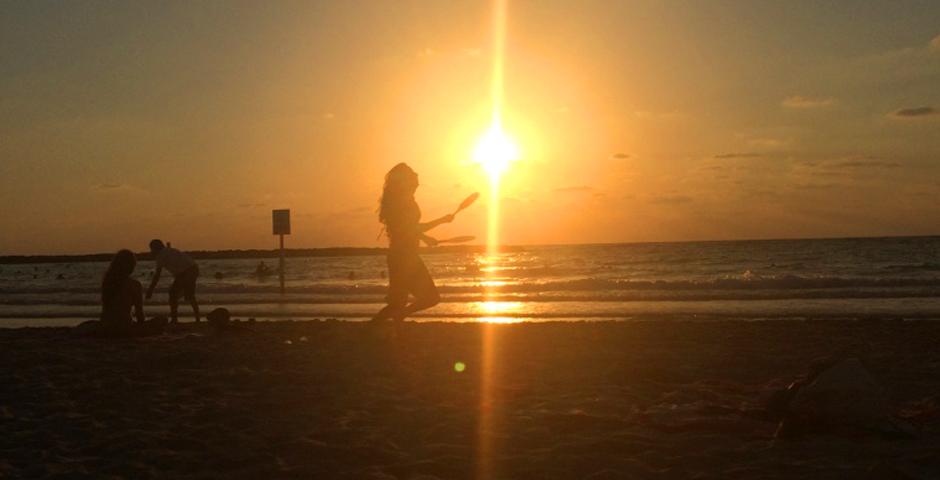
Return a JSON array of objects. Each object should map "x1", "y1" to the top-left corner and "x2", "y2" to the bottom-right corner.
[
  {"x1": 453, "y1": 192, "x2": 480, "y2": 216},
  {"x1": 437, "y1": 236, "x2": 476, "y2": 244}
]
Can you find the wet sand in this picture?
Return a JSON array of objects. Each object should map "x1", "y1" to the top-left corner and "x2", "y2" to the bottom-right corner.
[{"x1": 2, "y1": 320, "x2": 939, "y2": 479}]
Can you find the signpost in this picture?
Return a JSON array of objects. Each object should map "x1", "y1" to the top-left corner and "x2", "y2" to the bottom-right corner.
[{"x1": 272, "y1": 209, "x2": 291, "y2": 294}]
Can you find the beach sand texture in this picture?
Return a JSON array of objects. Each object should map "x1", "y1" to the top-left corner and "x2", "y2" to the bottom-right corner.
[{"x1": 2, "y1": 320, "x2": 939, "y2": 479}]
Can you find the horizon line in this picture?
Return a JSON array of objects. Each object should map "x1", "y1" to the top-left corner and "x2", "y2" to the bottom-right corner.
[{"x1": 2, "y1": 233, "x2": 938, "y2": 263}]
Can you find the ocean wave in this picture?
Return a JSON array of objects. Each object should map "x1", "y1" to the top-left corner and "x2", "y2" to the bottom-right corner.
[
  {"x1": 4, "y1": 305, "x2": 940, "y2": 321},
  {"x1": 881, "y1": 262, "x2": 940, "y2": 272},
  {"x1": 4, "y1": 274, "x2": 940, "y2": 296}
]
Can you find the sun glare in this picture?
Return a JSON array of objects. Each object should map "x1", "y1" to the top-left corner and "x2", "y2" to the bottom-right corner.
[
  {"x1": 477, "y1": 2, "x2": 512, "y2": 479},
  {"x1": 473, "y1": 123, "x2": 519, "y2": 179}
]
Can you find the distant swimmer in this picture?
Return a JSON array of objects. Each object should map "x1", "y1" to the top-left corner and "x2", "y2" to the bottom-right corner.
[
  {"x1": 146, "y1": 239, "x2": 201, "y2": 323},
  {"x1": 255, "y1": 261, "x2": 272, "y2": 276}
]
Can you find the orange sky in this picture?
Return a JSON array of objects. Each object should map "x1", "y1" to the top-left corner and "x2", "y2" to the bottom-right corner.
[{"x1": 1, "y1": 1, "x2": 939, "y2": 254}]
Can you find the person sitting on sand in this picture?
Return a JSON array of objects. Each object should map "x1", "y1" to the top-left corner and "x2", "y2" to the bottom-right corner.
[
  {"x1": 94, "y1": 249, "x2": 166, "y2": 336},
  {"x1": 146, "y1": 239, "x2": 201, "y2": 323},
  {"x1": 371, "y1": 163, "x2": 453, "y2": 321}
]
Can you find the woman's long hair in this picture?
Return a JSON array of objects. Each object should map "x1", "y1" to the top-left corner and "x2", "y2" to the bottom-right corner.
[
  {"x1": 102, "y1": 249, "x2": 136, "y2": 305},
  {"x1": 378, "y1": 162, "x2": 418, "y2": 226}
]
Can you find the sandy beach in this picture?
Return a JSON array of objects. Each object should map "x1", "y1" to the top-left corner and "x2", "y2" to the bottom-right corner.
[{"x1": 1, "y1": 319, "x2": 938, "y2": 479}]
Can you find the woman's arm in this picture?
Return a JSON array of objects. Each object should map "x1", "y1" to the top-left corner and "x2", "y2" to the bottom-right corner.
[
  {"x1": 418, "y1": 214, "x2": 455, "y2": 233},
  {"x1": 420, "y1": 234, "x2": 439, "y2": 247},
  {"x1": 146, "y1": 266, "x2": 162, "y2": 299}
]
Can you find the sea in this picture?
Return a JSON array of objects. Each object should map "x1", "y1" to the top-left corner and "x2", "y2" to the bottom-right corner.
[{"x1": 2, "y1": 236, "x2": 939, "y2": 327}]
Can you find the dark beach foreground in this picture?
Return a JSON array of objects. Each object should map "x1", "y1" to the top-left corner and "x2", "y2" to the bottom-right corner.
[{"x1": 2, "y1": 320, "x2": 939, "y2": 479}]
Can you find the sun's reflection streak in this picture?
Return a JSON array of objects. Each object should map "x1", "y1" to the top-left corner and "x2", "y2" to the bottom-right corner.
[
  {"x1": 477, "y1": 1, "x2": 510, "y2": 478},
  {"x1": 476, "y1": 265, "x2": 516, "y2": 479},
  {"x1": 477, "y1": 261, "x2": 510, "y2": 479},
  {"x1": 478, "y1": 300, "x2": 523, "y2": 316},
  {"x1": 479, "y1": 316, "x2": 522, "y2": 324}
]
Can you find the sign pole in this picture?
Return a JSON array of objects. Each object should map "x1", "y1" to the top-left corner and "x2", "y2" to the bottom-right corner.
[
  {"x1": 272, "y1": 209, "x2": 291, "y2": 296},
  {"x1": 279, "y1": 233, "x2": 285, "y2": 295}
]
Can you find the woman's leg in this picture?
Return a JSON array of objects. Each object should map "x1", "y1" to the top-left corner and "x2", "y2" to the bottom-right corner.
[
  {"x1": 393, "y1": 257, "x2": 439, "y2": 321},
  {"x1": 371, "y1": 304, "x2": 399, "y2": 322},
  {"x1": 168, "y1": 279, "x2": 181, "y2": 323},
  {"x1": 373, "y1": 255, "x2": 409, "y2": 321},
  {"x1": 184, "y1": 266, "x2": 200, "y2": 322}
]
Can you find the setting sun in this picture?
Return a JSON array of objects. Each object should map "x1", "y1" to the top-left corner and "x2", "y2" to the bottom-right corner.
[
  {"x1": 3, "y1": 2, "x2": 940, "y2": 479},
  {"x1": 472, "y1": 123, "x2": 519, "y2": 178}
]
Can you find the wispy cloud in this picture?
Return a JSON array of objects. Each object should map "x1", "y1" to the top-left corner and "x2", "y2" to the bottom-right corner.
[
  {"x1": 326, "y1": 206, "x2": 373, "y2": 219},
  {"x1": 782, "y1": 95, "x2": 836, "y2": 109},
  {"x1": 91, "y1": 183, "x2": 147, "y2": 194},
  {"x1": 837, "y1": 36, "x2": 940, "y2": 92},
  {"x1": 632, "y1": 110, "x2": 688, "y2": 120},
  {"x1": 890, "y1": 106, "x2": 938, "y2": 118},
  {"x1": 237, "y1": 203, "x2": 267, "y2": 208},
  {"x1": 791, "y1": 156, "x2": 902, "y2": 180},
  {"x1": 554, "y1": 185, "x2": 595, "y2": 193},
  {"x1": 611, "y1": 153, "x2": 630, "y2": 159},
  {"x1": 649, "y1": 195, "x2": 692, "y2": 205},
  {"x1": 714, "y1": 153, "x2": 762, "y2": 159},
  {"x1": 747, "y1": 137, "x2": 788, "y2": 149},
  {"x1": 830, "y1": 158, "x2": 900, "y2": 169}
]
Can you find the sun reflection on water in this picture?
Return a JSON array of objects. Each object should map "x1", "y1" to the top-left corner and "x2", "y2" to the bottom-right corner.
[
  {"x1": 477, "y1": 300, "x2": 524, "y2": 323},
  {"x1": 477, "y1": 1, "x2": 511, "y2": 478}
]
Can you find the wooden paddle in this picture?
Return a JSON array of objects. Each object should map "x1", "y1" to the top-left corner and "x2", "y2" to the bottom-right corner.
[
  {"x1": 453, "y1": 192, "x2": 480, "y2": 216},
  {"x1": 437, "y1": 236, "x2": 476, "y2": 244}
]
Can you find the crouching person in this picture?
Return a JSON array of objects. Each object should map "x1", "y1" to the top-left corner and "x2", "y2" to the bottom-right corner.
[{"x1": 146, "y1": 239, "x2": 201, "y2": 323}]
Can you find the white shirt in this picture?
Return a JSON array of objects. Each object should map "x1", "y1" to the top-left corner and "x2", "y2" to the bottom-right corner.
[{"x1": 156, "y1": 247, "x2": 195, "y2": 275}]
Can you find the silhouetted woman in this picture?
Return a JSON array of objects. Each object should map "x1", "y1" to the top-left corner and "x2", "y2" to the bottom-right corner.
[
  {"x1": 373, "y1": 163, "x2": 453, "y2": 321},
  {"x1": 98, "y1": 249, "x2": 165, "y2": 336}
]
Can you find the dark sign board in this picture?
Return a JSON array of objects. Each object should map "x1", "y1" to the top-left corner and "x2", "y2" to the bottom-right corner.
[{"x1": 272, "y1": 209, "x2": 291, "y2": 235}]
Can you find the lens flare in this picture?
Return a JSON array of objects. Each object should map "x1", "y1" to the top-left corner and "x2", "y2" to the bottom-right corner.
[
  {"x1": 473, "y1": 123, "x2": 519, "y2": 180},
  {"x1": 477, "y1": 1, "x2": 511, "y2": 479}
]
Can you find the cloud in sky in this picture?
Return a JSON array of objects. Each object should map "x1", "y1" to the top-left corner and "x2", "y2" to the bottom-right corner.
[
  {"x1": 746, "y1": 137, "x2": 789, "y2": 149},
  {"x1": 714, "y1": 153, "x2": 762, "y2": 159},
  {"x1": 554, "y1": 185, "x2": 595, "y2": 193},
  {"x1": 781, "y1": 95, "x2": 836, "y2": 109},
  {"x1": 649, "y1": 195, "x2": 692, "y2": 205},
  {"x1": 611, "y1": 153, "x2": 630, "y2": 159},
  {"x1": 791, "y1": 157, "x2": 902, "y2": 180},
  {"x1": 890, "y1": 106, "x2": 938, "y2": 118},
  {"x1": 91, "y1": 183, "x2": 147, "y2": 194},
  {"x1": 830, "y1": 159, "x2": 900, "y2": 169}
]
